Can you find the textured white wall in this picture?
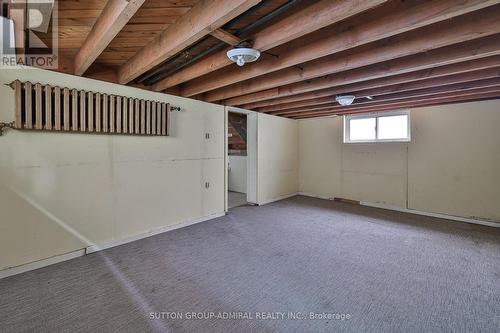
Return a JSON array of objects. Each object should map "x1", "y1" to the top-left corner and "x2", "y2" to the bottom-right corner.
[
  {"x1": 298, "y1": 100, "x2": 500, "y2": 223},
  {"x1": 0, "y1": 67, "x2": 225, "y2": 270},
  {"x1": 228, "y1": 155, "x2": 247, "y2": 193}
]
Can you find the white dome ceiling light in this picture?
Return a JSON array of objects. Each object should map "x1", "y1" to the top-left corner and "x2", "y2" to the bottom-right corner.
[
  {"x1": 335, "y1": 95, "x2": 356, "y2": 106},
  {"x1": 227, "y1": 47, "x2": 261, "y2": 66}
]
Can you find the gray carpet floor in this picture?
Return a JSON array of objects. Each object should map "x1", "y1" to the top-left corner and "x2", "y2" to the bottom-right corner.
[
  {"x1": 1, "y1": 196, "x2": 499, "y2": 333},
  {"x1": 228, "y1": 191, "x2": 247, "y2": 209}
]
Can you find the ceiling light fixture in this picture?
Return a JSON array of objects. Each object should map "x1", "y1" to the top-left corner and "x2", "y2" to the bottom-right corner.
[
  {"x1": 227, "y1": 47, "x2": 261, "y2": 66},
  {"x1": 335, "y1": 95, "x2": 355, "y2": 106}
]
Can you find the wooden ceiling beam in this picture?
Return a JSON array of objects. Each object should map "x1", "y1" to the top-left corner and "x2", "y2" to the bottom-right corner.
[
  {"x1": 285, "y1": 86, "x2": 500, "y2": 118},
  {"x1": 181, "y1": 0, "x2": 498, "y2": 98},
  {"x1": 274, "y1": 77, "x2": 500, "y2": 116},
  {"x1": 151, "y1": 0, "x2": 388, "y2": 91},
  {"x1": 260, "y1": 65, "x2": 500, "y2": 113},
  {"x1": 259, "y1": 96, "x2": 335, "y2": 113},
  {"x1": 8, "y1": 0, "x2": 26, "y2": 65},
  {"x1": 205, "y1": 7, "x2": 500, "y2": 102},
  {"x1": 243, "y1": 93, "x2": 337, "y2": 110},
  {"x1": 244, "y1": 54, "x2": 500, "y2": 110},
  {"x1": 117, "y1": 0, "x2": 262, "y2": 84},
  {"x1": 74, "y1": 0, "x2": 146, "y2": 76},
  {"x1": 210, "y1": 28, "x2": 242, "y2": 46},
  {"x1": 225, "y1": 34, "x2": 500, "y2": 106},
  {"x1": 291, "y1": 93, "x2": 500, "y2": 119}
]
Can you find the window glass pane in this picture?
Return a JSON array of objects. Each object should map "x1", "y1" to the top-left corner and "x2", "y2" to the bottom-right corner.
[
  {"x1": 349, "y1": 117, "x2": 376, "y2": 141},
  {"x1": 377, "y1": 115, "x2": 408, "y2": 140}
]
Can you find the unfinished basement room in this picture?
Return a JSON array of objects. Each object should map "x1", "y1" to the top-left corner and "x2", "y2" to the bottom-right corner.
[{"x1": 1, "y1": 0, "x2": 500, "y2": 332}]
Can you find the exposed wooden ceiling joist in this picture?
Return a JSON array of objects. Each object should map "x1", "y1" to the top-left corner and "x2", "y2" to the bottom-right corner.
[
  {"x1": 117, "y1": 0, "x2": 263, "y2": 84},
  {"x1": 205, "y1": 6, "x2": 500, "y2": 102},
  {"x1": 299, "y1": 86, "x2": 500, "y2": 116},
  {"x1": 151, "y1": 0, "x2": 388, "y2": 91},
  {"x1": 74, "y1": 0, "x2": 146, "y2": 76},
  {"x1": 259, "y1": 96, "x2": 335, "y2": 113},
  {"x1": 210, "y1": 29, "x2": 242, "y2": 46},
  {"x1": 8, "y1": 1, "x2": 26, "y2": 65},
  {"x1": 258, "y1": 65, "x2": 500, "y2": 113},
  {"x1": 274, "y1": 77, "x2": 500, "y2": 116},
  {"x1": 179, "y1": 0, "x2": 498, "y2": 98},
  {"x1": 289, "y1": 87, "x2": 500, "y2": 119},
  {"x1": 224, "y1": 34, "x2": 500, "y2": 106},
  {"x1": 243, "y1": 55, "x2": 500, "y2": 110}
]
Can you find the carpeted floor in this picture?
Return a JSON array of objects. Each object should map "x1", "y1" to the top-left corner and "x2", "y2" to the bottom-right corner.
[
  {"x1": 1, "y1": 196, "x2": 499, "y2": 333},
  {"x1": 228, "y1": 191, "x2": 247, "y2": 209}
]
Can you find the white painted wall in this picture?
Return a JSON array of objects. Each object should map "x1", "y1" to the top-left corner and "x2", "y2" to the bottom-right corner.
[
  {"x1": 0, "y1": 67, "x2": 225, "y2": 271},
  {"x1": 407, "y1": 101, "x2": 500, "y2": 221},
  {"x1": 228, "y1": 155, "x2": 246, "y2": 193},
  {"x1": 298, "y1": 100, "x2": 500, "y2": 223},
  {"x1": 257, "y1": 113, "x2": 299, "y2": 204}
]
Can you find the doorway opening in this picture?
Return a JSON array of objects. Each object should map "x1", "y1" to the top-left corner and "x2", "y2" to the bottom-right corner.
[{"x1": 227, "y1": 111, "x2": 248, "y2": 209}]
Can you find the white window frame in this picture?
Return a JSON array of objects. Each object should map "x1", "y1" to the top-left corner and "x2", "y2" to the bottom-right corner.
[{"x1": 343, "y1": 110, "x2": 411, "y2": 143}]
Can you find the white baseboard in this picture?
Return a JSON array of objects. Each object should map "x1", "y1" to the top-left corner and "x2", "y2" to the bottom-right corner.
[
  {"x1": 298, "y1": 192, "x2": 499, "y2": 228},
  {"x1": 0, "y1": 249, "x2": 85, "y2": 280},
  {"x1": 258, "y1": 192, "x2": 299, "y2": 206},
  {"x1": 0, "y1": 212, "x2": 226, "y2": 280},
  {"x1": 86, "y1": 212, "x2": 226, "y2": 254},
  {"x1": 297, "y1": 192, "x2": 334, "y2": 201},
  {"x1": 360, "y1": 202, "x2": 499, "y2": 228}
]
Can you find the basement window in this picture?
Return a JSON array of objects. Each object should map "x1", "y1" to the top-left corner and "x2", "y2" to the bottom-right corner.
[{"x1": 343, "y1": 111, "x2": 410, "y2": 143}]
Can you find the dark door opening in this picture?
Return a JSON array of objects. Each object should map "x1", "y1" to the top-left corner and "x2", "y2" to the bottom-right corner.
[{"x1": 227, "y1": 112, "x2": 248, "y2": 209}]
